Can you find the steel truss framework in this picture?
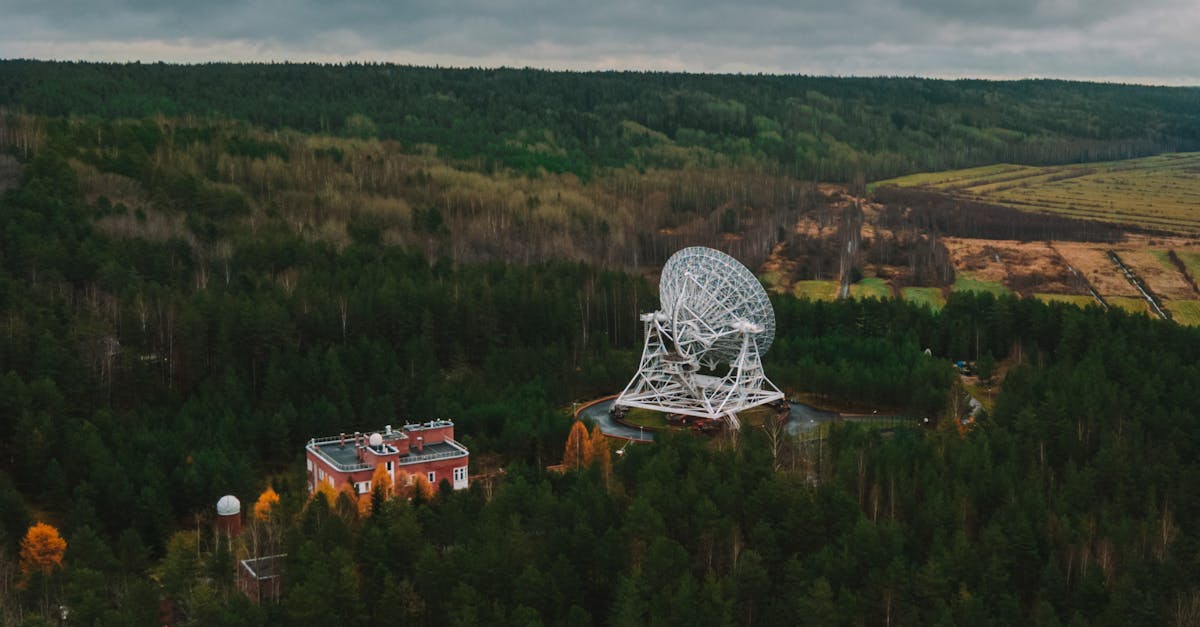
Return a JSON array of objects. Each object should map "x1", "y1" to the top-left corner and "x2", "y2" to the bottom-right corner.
[{"x1": 616, "y1": 247, "x2": 784, "y2": 426}]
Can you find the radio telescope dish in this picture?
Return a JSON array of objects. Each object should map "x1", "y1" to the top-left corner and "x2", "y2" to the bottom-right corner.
[{"x1": 616, "y1": 247, "x2": 784, "y2": 427}]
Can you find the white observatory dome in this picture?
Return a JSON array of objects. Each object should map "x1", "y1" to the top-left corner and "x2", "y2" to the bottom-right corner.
[
  {"x1": 216, "y1": 495, "x2": 241, "y2": 516},
  {"x1": 369, "y1": 432, "x2": 384, "y2": 447}
]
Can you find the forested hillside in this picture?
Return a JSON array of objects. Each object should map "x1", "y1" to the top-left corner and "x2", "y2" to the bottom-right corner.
[
  {"x1": 3, "y1": 61, "x2": 1200, "y2": 182},
  {"x1": 2, "y1": 63, "x2": 1200, "y2": 625}
]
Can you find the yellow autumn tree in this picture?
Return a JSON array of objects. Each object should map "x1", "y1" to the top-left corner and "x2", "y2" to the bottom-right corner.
[
  {"x1": 314, "y1": 479, "x2": 338, "y2": 505},
  {"x1": 563, "y1": 420, "x2": 591, "y2": 469},
  {"x1": 19, "y1": 522, "x2": 66, "y2": 576},
  {"x1": 589, "y1": 423, "x2": 612, "y2": 479},
  {"x1": 371, "y1": 464, "x2": 393, "y2": 497},
  {"x1": 411, "y1": 474, "x2": 436, "y2": 501},
  {"x1": 253, "y1": 486, "x2": 280, "y2": 521}
]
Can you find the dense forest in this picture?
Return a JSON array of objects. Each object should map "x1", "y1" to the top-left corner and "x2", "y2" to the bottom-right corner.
[
  {"x1": 2, "y1": 61, "x2": 1200, "y2": 183},
  {"x1": 2, "y1": 63, "x2": 1200, "y2": 625}
]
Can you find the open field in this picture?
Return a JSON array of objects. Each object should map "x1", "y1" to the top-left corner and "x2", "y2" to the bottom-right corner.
[
  {"x1": 850, "y1": 277, "x2": 891, "y2": 300},
  {"x1": 875, "y1": 152, "x2": 1200, "y2": 234},
  {"x1": 1119, "y1": 250, "x2": 1196, "y2": 300},
  {"x1": 1175, "y1": 252, "x2": 1200, "y2": 285},
  {"x1": 1107, "y1": 297, "x2": 1151, "y2": 314},
  {"x1": 768, "y1": 161, "x2": 1200, "y2": 327},
  {"x1": 1034, "y1": 293, "x2": 1097, "y2": 307},
  {"x1": 1165, "y1": 300, "x2": 1200, "y2": 325},
  {"x1": 952, "y1": 272, "x2": 1010, "y2": 296},
  {"x1": 943, "y1": 237, "x2": 1078, "y2": 295},
  {"x1": 792, "y1": 280, "x2": 839, "y2": 301},
  {"x1": 1051, "y1": 243, "x2": 1141, "y2": 297},
  {"x1": 902, "y1": 287, "x2": 946, "y2": 309}
]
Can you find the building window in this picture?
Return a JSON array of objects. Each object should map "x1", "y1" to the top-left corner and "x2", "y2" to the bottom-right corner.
[
  {"x1": 356, "y1": 481, "x2": 371, "y2": 495},
  {"x1": 427, "y1": 471, "x2": 436, "y2": 484},
  {"x1": 453, "y1": 467, "x2": 466, "y2": 482},
  {"x1": 386, "y1": 461, "x2": 393, "y2": 472},
  {"x1": 307, "y1": 459, "x2": 312, "y2": 471}
]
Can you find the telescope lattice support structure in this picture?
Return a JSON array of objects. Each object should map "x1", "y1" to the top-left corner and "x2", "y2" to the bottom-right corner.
[{"x1": 616, "y1": 247, "x2": 784, "y2": 427}]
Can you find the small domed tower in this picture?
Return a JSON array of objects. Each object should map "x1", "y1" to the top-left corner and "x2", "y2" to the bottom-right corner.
[{"x1": 216, "y1": 495, "x2": 242, "y2": 536}]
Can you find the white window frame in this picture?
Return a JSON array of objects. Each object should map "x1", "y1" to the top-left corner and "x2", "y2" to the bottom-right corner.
[{"x1": 427, "y1": 471, "x2": 436, "y2": 484}]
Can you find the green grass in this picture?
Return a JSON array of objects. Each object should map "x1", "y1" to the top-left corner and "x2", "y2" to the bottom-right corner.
[
  {"x1": 1106, "y1": 296, "x2": 1150, "y2": 314},
  {"x1": 758, "y1": 271, "x2": 786, "y2": 292},
  {"x1": 1034, "y1": 293, "x2": 1097, "y2": 308},
  {"x1": 874, "y1": 153, "x2": 1200, "y2": 233},
  {"x1": 622, "y1": 408, "x2": 670, "y2": 429},
  {"x1": 1165, "y1": 300, "x2": 1200, "y2": 325},
  {"x1": 623, "y1": 405, "x2": 783, "y2": 430},
  {"x1": 952, "y1": 273, "x2": 1009, "y2": 296},
  {"x1": 1176, "y1": 252, "x2": 1200, "y2": 285},
  {"x1": 849, "y1": 277, "x2": 891, "y2": 300},
  {"x1": 902, "y1": 287, "x2": 946, "y2": 309},
  {"x1": 1150, "y1": 250, "x2": 1177, "y2": 271},
  {"x1": 792, "y1": 280, "x2": 839, "y2": 301},
  {"x1": 737, "y1": 406, "x2": 780, "y2": 428}
]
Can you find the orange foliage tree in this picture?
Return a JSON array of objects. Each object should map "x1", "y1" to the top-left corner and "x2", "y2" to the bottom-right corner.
[
  {"x1": 411, "y1": 474, "x2": 436, "y2": 501},
  {"x1": 253, "y1": 486, "x2": 280, "y2": 521},
  {"x1": 563, "y1": 420, "x2": 591, "y2": 469},
  {"x1": 589, "y1": 424, "x2": 612, "y2": 479},
  {"x1": 19, "y1": 522, "x2": 66, "y2": 576},
  {"x1": 371, "y1": 464, "x2": 393, "y2": 497},
  {"x1": 314, "y1": 480, "x2": 338, "y2": 505}
]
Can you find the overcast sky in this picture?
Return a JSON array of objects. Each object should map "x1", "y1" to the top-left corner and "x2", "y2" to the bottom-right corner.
[{"x1": 1, "y1": 0, "x2": 1197, "y2": 85}]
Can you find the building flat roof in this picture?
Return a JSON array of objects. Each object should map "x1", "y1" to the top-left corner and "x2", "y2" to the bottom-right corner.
[
  {"x1": 308, "y1": 438, "x2": 466, "y2": 472},
  {"x1": 311, "y1": 441, "x2": 372, "y2": 470},
  {"x1": 399, "y1": 440, "x2": 468, "y2": 465}
]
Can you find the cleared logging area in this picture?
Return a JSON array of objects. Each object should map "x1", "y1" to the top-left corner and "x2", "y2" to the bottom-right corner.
[{"x1": 876, "y1": 153, "x2": 1200, "y2": 234}]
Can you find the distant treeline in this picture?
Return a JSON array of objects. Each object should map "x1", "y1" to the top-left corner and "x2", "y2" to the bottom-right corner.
[{"x1": 2, "y1": 60, "x2": 1199, "y2": 182}]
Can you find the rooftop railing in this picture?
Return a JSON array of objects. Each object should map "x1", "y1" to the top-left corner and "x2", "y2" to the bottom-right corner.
[{"x1": 398, "y1": 438, "x2": 469, "y2": 465}]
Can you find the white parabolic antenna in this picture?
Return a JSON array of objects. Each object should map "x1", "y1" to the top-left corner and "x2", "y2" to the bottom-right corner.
[{"x1": 615, "y1": 247, "x2": 784, "y2": 427}]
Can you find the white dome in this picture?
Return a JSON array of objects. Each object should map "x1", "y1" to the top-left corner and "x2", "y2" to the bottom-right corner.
[
  {"x1": 369, "y1": 432, "x2": 384, "y2": 447},
  {"x1": 216, "y1": 495, "x2": 241, "y2": 516}
]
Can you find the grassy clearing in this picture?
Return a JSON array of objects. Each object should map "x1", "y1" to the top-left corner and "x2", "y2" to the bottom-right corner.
[
  {"x1": 1175, "y1": 252, "x2": 1200, "y2": 285},
  {"x1": 1106, "y1": 296, "x2": 1150, "y2": 314},
  {"x1": 792, "y1": 280, "x2": 839, "y2": 301},
  {"x1": 758, "y1": 270, "x2": 787, "y2": 292},
  {"x1": 1034, "y1": 293, "x2": 1097, "y2": 308},
  {"x1": 623, "y1": 405, "x2": 782, "y2": 430},
  {"x1": 875, "y1": 152, "x2": 1200, "y2": 233},
  {"x1": 849, "y1": 277, "x2": 891, "y2": 300},
  {"x1": 737, "y1": 406, "x2": 779, "y2": 428},
  {"x1": 902, "y1": 287, "x2": 946, "y2": 309},
  {"x1": 622, "y1": 408, "x2": 670, "y2": 430},
  {"x1": 952, "y1": 273, "x2": 1009, "y2": 296},
  {"x1": 1165, "y1": 300, "x2": 1200, "y2": 325}
]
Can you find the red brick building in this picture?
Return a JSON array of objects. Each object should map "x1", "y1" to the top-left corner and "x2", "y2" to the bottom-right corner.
[{"x1": 305, "y1": 420, "x2": 469, "y2": 497}]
